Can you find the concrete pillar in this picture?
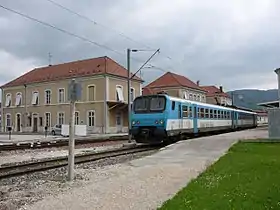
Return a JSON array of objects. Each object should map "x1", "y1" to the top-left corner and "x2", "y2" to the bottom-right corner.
[{"x1": 274, "y1": 68, "x2": 280, "y2": 108}]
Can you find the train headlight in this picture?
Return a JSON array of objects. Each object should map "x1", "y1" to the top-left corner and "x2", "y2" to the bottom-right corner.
[
  {"x1": 159, "y1": 119, "x2": 164, "y2": 124},
  {"x1": 132, "y1": 121, "x2": 136, "y2": 125}
]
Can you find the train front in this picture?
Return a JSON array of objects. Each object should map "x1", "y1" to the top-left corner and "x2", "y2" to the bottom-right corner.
[{"x1": 130, "y1": 95, "x2": 168, "y2": 143}]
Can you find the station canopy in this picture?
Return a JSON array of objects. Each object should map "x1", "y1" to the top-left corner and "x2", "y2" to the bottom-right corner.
[{"x1": 257, "y1": 100, "x2": 279, "y2": 108}]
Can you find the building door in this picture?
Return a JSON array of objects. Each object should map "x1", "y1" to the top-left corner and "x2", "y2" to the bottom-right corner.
[
  {"x1": 33, "y1": 115, "x2": 38, "y2": 132},
  {"x1": 116, "y1": 112, "x2": 122, "y2": 133},
  {"x1": 16, "y1": 114, "x2": 21, "y2": 132}
]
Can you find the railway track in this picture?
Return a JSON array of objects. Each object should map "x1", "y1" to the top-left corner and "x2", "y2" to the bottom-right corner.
[
  {"x1": 0, "y1": 144, "x2": 160, "y2": 179},
  {"x1": 0, "y1": 135, "x2": 128, "y2": 151}
]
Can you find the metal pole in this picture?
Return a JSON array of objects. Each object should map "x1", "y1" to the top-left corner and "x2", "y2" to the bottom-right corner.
[
  {"x1": 130, "y1": 49, "x2": 160, "y2": 80},
  {"x1": 127, "y1": 48, "x2": 132, "y2": 143},
  {"x1": 277, "y1": 71, "x2": 280, "y2": 108},
  {"x1": 68, "y1": 80, "x2": 76, "y2": 181}
]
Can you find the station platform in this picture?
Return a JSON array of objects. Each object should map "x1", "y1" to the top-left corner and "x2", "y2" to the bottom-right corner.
[{"x1": 26, "y1": 127, "x2": 268, "y2": 210}]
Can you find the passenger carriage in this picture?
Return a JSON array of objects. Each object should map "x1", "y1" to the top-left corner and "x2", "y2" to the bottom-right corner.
[{"x1": 130, "y1": 94, "x2": 257, "y2": 144}]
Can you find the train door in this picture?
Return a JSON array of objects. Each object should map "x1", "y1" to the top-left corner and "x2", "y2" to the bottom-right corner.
[
  {"x1": 235, "y1": 112, "x2": 239, "y2": 127},
  {"x1": 193, "y1": 104, "x2": 198, "y2": 133},
  {"x1": 231, "y1": 111, "x2": 236, "y2": 129},
  {"x1": 178, "y1": 103, "x2": 183, "y2": 130}
]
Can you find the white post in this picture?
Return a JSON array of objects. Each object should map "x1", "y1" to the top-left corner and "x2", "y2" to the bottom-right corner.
[
  {"x1": 68, "y1": 100, "x2": 75, "y2": 181},
  {"x1": 68, "y1": 79, "x2": 76, "y2": 181}
]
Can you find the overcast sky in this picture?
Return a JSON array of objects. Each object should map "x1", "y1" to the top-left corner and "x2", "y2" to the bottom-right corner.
[{"x1": 0, "y1": 0, "x2": 280, "y2": 91}]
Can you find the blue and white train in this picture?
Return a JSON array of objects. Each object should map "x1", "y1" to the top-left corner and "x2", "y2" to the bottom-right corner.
[{"x1": 130, "y1": 93, "x2": 258, "y2": 144}]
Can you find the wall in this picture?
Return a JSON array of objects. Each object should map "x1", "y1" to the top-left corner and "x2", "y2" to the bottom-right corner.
[{"x1": 268, "y1": 108, "x2": 280, "y2": 138}]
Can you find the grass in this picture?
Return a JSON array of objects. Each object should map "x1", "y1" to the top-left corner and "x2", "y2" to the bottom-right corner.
[{"x1": 158, "y1": 142, "x2": 280, "y2": 210}]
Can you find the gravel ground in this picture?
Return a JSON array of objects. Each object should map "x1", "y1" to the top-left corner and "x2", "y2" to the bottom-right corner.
[
  {"x1": 0, "y1": 140, "x2": 129, "y2": 166},
  {"x1": 0, "y1": 150, "x2": 156, "y2": 210}
]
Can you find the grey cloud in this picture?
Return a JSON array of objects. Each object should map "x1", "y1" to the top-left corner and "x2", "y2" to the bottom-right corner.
[{"x1": 0, "y1": 0, "x2": 280, "y2": 90}]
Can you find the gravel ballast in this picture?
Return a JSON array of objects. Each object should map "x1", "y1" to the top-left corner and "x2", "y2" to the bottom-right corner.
[
  {"x1": 0, "y1": 141, "x2": 127, "y2": 166},
  {"x1": 0, "y1": 150, "x2": 156, "y2": 210},
  {"x1": 2, "y1": 128, "x2": 268, "y2": 210}
]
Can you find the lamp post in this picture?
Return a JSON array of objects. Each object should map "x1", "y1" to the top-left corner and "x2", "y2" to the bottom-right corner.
[{"x1": 127, "y1": 48, "x2": 160, "y2": 143}]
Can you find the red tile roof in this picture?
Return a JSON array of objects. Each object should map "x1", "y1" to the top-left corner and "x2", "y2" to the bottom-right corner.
[
  {"x1": 1, "y1": 56, "x2": 143, "y2": 88},
  {"x1": 200, "y1": 85, "x2": 230, "y2": 98},
  {"x1": 142, "y1": 87, "x2": 155, "y2": 95},
  {"x1": 143, "y1": 72, "x2": 205, "y2": 92}
]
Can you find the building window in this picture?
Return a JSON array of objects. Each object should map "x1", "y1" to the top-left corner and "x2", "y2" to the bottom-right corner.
[
  {"x1": 58, "y1": 88, "x2": 65, "y2": 103},
  {"x1": 31, "y1": 91, "x2": 39, "y2": 105},
  {"x1": 45, "y1": 90, "x2": 51, "y2": 104},
  {"x1": 75, "y1": 111, "x2": 79, "y2": 125},
  {"x1": 202, "y1": 96, "x2": 205, "y2": 102},
  {"x1": 189, "y1": 94, "x2": 193, "y2": 100},
  {"x1": 45, "y1": 113, "x2": 51, "y2": 127},
  {"x1": 5, "y1": 94, "x2": 11, "y2": 107},
  {"x1": 6, "y1": 113, "x2": 11, "y2": 127},
  {"x1": 28, "y1": 116, "x2": 32, "y2": 127},
  {"x1": 88, "y1": 85, "x2": 95, "y2": 101},
  {"x1": 197, "y1": 95, "x2": 200, "y2": 101},
  {"x1": 39, "y1": 117, "x2": 43, "y2": 126},
  {"x1": 116, "y1": 85, "x2": 124, "y2": 102},
  {"x1": 88, "y1": 110, "x2": 95, "y2": 127},
  {"x1": 193, "y1": 94, "x2": 197, "y2": 101},
  {"x1": 130, "y1": 88, "x2": 135, "y2": 102},
  {"x1": 183, "y1": 91, "x2": 188, "y2": 99},
  {"x1": 15, "y1": 92, "x2": 22, "y2": 106},
  {"x1": 57, "y1": 112, "x2": 64, "y2": 125}
]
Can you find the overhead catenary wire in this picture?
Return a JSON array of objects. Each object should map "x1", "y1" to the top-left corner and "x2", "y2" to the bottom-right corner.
[
  {"x1": 44, "y1": 0, "x2": 179, "y2": 71},
  {"x1": 0, "y1": 3, "x2": 173, "y2": 79},
  {"x1": 0, "y1": 3, "x2": 153, "y2": 67}
]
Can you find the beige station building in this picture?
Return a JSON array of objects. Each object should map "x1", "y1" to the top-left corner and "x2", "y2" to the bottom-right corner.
[
  {"x1": 142, "y1": 71, "x2": 207, "y2": 102},
  {"x1": 0, "y1": 56, "x2": 143, "y2": 134}
]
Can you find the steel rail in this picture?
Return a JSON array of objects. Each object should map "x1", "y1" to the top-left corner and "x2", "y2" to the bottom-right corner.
[
  {"x1": 0, "y1": 136, "x2": 128, "y2": 151},
  {"x1": 0, "y1": 145, "x2": 159, "y2": 179}
]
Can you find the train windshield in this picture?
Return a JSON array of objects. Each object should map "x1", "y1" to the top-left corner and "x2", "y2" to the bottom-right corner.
[{"x1": 133, "y1": 96, "x2": 166, "y2": 113}]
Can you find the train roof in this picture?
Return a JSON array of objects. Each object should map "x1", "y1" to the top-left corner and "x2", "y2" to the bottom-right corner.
[
  {"x1": 166, "y1": 95, "x2": 257, "y2": 114},
  {"x1": 134, "y1": 94, "x2": 257, "y2": 114}
]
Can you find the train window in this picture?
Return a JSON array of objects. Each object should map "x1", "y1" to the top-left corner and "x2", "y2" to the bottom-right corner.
[
  {"x1": 189, "y1": 106, "x2": 193, "y2": 118},
  {"x1": 197, "y1": 108, "x2": 200, "y2": 118},
  {"x1": 182, "y1": 105, "x2": 188, "y2": 118},
  {"x1": 200, "y1": 108, "x2": 205, "y2": 118},
  {"x1": 213, "y1": 110, "x2": 217, "y2": 118},
  {"x1": 205, "y1": 109, "x2": 209, "y2": 118},
  {"x1": 150, "y1": 97, "x2": 165, "y2": 111},
  {"x1": 172, "y1": 101, "x2": 175, "y2": 110},
  {"x1": 217, "y1": 110, "x2": 220, "y2": 119},
  {"x1": 210, "y1": 109, "x2": 213, "y2": 118},
  {"x1": 134, "y1": 97, "x2": 149, "y2": 112}
]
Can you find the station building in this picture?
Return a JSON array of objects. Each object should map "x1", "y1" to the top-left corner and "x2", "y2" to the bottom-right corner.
[
  {"x1": 200, "y1": 85, "x2": 232, "y2": 106},
  {"x1": 142, "y1": 72, "x2": 207, "y2": 102},
  {"x1": 0, "y1": 56, "x2": 143, "y2": 134}
]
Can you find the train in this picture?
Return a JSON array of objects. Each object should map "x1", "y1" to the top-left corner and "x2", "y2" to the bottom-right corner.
[{"x1": 130, "y1": 93, "x2": 258, "y2": 144}]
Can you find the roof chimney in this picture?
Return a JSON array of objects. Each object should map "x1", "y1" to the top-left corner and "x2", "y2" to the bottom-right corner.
[
  {"x1": 219, "y1": 86, "x2": 223, "y2": 92},
  {"x1": 196, "y1": 80, "x2": 200, "y2": 86}
]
